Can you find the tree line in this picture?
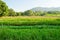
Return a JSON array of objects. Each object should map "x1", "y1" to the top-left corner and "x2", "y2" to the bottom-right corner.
[{"x1": 0, "y1": 0, "x2": 60, "y2": 17}]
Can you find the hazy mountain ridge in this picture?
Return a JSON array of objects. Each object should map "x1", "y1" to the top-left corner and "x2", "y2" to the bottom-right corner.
[{"x1": 31, "y1": 7, "x2": 60, "y2": 11}]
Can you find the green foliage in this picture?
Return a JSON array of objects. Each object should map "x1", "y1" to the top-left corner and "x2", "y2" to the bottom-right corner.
[
  {"x1": 8, "y1": 9, "x2": 16, "y2": 16},
  {"x1": 16, "y1": 12, "x2": 22, "y2": 16},
  {"x1": 0, "y1": 16, "x2": 60, "y2": 26},
  {"x1": 0, "y1": 17, "x2": 59, "y2": 40},
  {"x1": 0, "y1": 0, "x2": 8, "y2": 16},
  {"x1": 0, "y1": 25, "x2": 60, "y2": 29},
  {"x1": 0, "y1": 29, "x2": 60, "y2": 40},
  {"x1": 0, "y1": 1, "x2": 60, "y2": 40},
  {"x1": 0, "y1": 0, "x2": 60, "y2": 16},
  {"x1": 24, "y1": 10, "x2": 34, "y2": 16},
  {"x1": 22, "y1": 10, "x2": 60, "y2": 16}
]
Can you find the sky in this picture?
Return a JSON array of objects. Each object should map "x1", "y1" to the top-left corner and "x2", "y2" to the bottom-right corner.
[{"x1": 3, "y1": 0, "x2": 60, "y2": 12}]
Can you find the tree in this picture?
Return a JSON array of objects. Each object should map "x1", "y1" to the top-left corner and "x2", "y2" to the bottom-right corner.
[
  {"x1": 8, "y1": 8, "x2": 16, "y2": 16},
  {"x1": 0, "y1": 0, "x2": 8, "y2": 16},
  {"x1": 34, "y1": 11, "x2": 45, "y2": 16},
  {"x1": 34, "y1": 11, "x2": 41, "y2": 16},
  {"x1": 24, "y1": 10, "x2": 33, "y2": 16},
  {"x1": 16, "y1": 12, "x2": 22, "y2": 16}
]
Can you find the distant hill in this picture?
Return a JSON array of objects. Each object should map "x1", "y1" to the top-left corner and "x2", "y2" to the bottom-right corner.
[{"x1": 31, "y1": 7, "x2": 60, "y2": 12}]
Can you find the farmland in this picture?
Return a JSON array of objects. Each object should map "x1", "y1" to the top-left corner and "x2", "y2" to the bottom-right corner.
[
  {"x1": 0, "y1": 16, "x2": 60, "y2": 26},
  {"x1": 0, "y1": 29, "x2": 60, "y2": 40},
  {"x1": 0, "y1": 0, "x2": 60, "y2": 40},
  {"x1": 0, "y1": 16, "x2": 60, "y2": 40}
]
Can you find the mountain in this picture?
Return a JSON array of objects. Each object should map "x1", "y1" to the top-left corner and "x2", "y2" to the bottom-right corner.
[{"x1": 31, "y1": 7, "x2": 60, "y2": 12}]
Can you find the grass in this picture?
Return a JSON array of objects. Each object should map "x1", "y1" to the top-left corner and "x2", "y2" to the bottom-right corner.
[
  {"x1": 0, "y1": 16, "x2": 60, "y2": 40},
  {"x1": 0, "y1": 16, "x2": 60, "y2": 26},
  {"x1": 0, "y1": 29, "x2": 60, "y2": 40},
  {"x1": 45, "y1": 13, "x2": 60, "y2": 16},
  {"x1": 0, "y1": 25, "x2": 60, "y2": 29}
]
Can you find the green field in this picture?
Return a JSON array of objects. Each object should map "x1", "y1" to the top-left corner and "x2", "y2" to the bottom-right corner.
[
  {"x1": 0, "y1": 25, "x2": 60, "y2": 29},
  {"x1": 0, "y1": 16, "x2": 60, "y2": 26},
  {"x1": 0, "y1": 16, "x2": 60, "y2": 40},
  {"x1": 0, "y1": 29, "x2": 60, "y2": 40}
]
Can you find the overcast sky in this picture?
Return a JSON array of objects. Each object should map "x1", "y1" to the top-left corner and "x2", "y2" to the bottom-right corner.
[{"x1": 3, "y1": 0, "x2": 60, "y2": 12}]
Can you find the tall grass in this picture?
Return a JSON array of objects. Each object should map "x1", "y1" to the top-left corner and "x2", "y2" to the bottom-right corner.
[
  {"x1": 0, "y1": 29, "x2": 60, "y2": 40},
  {"x1": 0, "y1": 16, "x2": 60, "y2": 26},
  {"x1": 0, "y1": 25, "x2": 60, "y2": 29},
  {"x1": 0, "y1": 16, "x2": 60, "y2": 40}
]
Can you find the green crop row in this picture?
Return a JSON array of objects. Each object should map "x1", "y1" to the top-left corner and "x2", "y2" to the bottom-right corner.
[
  {"x1": 0, "y1": 25, "x2": 60, "y2": 29},
  {"x1": 0, "y1": 16, "x2": 60, "y2": 26},
  {"x1": 0, "y1": 29, "x2": 60, "y2": 40}
]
